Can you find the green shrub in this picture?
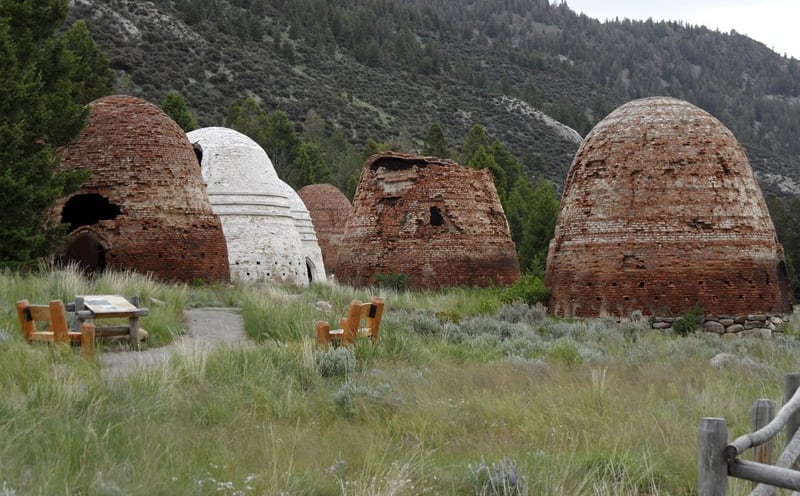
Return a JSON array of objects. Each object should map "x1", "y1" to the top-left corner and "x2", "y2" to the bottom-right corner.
[
  {"x1": 496, "y1": 302, "x2": 548, "y2": 325},
  {"x1": 332, "y1": 381, "x2": 400, "y2": 419},
  {"x1": 501, "y1": 275, "x2": 551, "y2": 306},
  {"x1": 315, "y1": 347, "x2": 356, "y2": 378},
  {"x1": 546, "y1": 339, "x2": 582, "y2": 365},
  {"x1": 673, "y1": 306, "x2": 704, "y2": 336},
  {"x1": 435, "y1": 310, "x2": 461, "y2": 324},
  {"x1": 373, "y1": 271, "x2": 410, "y2": 291},
  {"x1": 403, "y1": 310, "x2": 445, "y2": 336},
  {"x1": 468, "y1": 457, "x2": 527, "y2": 495}
]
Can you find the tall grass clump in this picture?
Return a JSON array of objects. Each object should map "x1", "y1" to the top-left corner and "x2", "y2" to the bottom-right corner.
[
  {"x1": 0, "y1": 265, "x2": 187, "y2": 346},
  {"x1": 240, "y1": 286, "x2": 317, "y2": 341}
]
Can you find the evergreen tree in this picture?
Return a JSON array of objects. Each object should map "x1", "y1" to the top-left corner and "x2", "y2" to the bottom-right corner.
[
  {"x1": 488, "y1": 139, "x2": 524, "y2": 190},
  {"x1": 422, "y1": 121, "x2": 449, "y2": 158},
  {"x1": 301, "y1": 109, "x2": 327, "y2": 143},
  {"x1": 461, "y1": 123, "x2": 491, "y2": 163},
  {"x1": 225, "y1": 98, "x2": 302, "y2": 181},
  {"x1": 224, "y1": 95, "x2": 268, "y2": 141},
  {"x1": 0, "y1": 1, "x2": 110, "y2": 266},
  {"x1": 467, "y1": 145, "x2": 507, "y2": 201},
  {"x1": 506, "y1": 177, "x2": 535, "y2": 269},
  {"x1": 61, "y1": 20, "x2": 114, "y2": 105},
  {"x1": 362, "y1": 138, "x2": 383, "y2": 159},
  {"x1": 766, "y1": 194, "x2": 800, "y2": 298},
  {"x1": 261, "y1": 110, "x2": 300, "y2": 179},
  {"x1": 527, "y1": 176, "x2": 560, "y2": 273},
  {"x1": 291, "y1": 140, "x2": 331, "y2": 188},
  {"x1": 505, "y1": 176, "x2": 559, "y2": 273},
  {"x1": 161, "y1": 90, "x2": 199, "y2": 131}
]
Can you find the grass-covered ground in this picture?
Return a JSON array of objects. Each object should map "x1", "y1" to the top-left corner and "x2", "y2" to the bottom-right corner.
[{"x1": 1, "y1": 266, "x2": 798, "y2": 495}]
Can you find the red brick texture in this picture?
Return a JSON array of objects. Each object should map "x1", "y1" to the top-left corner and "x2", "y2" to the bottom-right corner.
[
  {"x1": 545, "y1": 97, "x2": 791, "y2": 318},
  {"x1": 335, "y1": 152, "x2": 520, "y2": 289},
  {"x1": 297, "y1": 184, "x2": 352, "y2": 272},
  {"x1": 56, "y1": 95, "x2": 230, "y2": 283}
]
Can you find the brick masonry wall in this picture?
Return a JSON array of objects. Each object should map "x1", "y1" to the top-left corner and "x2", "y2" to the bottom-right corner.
[
  {"x1": 335, "y1": 152, "x2": 520, "y2": 289},
  {"x1": 57, "y1": 96, "x2": 230, "y2": 283},
  {"x1": 545, "y1": 97, "x2": 791, "y2": 318},
  {"x1": 298, "y1": 184, "x2": 352, "y2": 272}
]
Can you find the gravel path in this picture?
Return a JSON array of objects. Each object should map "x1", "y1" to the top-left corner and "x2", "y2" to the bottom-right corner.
[{"x1": 99, "y1": 307, "x2": 248, "y2": 377}]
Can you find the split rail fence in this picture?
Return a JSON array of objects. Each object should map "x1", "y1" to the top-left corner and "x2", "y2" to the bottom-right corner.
[{"x1": 699, "y1": 373, "x2": 800, "y2": 495}]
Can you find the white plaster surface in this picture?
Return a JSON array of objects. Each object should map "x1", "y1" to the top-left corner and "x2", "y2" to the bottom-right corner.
[
  {"x1": 188, "y1": 127, "x2": 314, "y2": 285},
  {"x1": 277, "y1": 180, "x2": 328, "y2": 283}
]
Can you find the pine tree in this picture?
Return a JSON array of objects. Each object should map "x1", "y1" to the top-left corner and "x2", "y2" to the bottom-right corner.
[
  {"x1": 0, "y1": 1, "x2": 111, "y2": 266},
  {"x1": 461, "y1": 124, "x2": 491, "y2": 163},
  {"x1": 262, "y1": 110, "x2": 300, "y2": 179},
  {"x1": 766, "y1": 194, "x2": 800, "y2": 298},
  {"x1": 161, "y1": 90, "x2": 199, "y2": 131},
  {"x1": 506, "y1": 177, "x2": 535, "y2": 269},
  {"x1": 62, "y1": 20, "x2": 114, "y2": 106},
  {"x1": 488, "y1": 139, "x2": 523, "y2": 190},
  {"x1": 467, "y1": 146, "x2": 507, "y2": 201},
  {"x1": 291, "y1": 140, "x2": 331, "y2": 188},
  {"x1": 224, "y1": 95, "x2": 268, "y2": 141},
  {"x1": 422, "y1": 121, "x2": 449, "y2": 158},
  {"x1": 527, "y1": 176, "x2": 560, "y2": 273},
  {"x1": 505, "y1": 175, "x2": 559, "y2": 274}
]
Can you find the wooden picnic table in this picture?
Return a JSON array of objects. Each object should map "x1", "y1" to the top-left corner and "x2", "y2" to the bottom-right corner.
[{"x1": 72, "y1": 295, "x2": 149, "y2": 351}]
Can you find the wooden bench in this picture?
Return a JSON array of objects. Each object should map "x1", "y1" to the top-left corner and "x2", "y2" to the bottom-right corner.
[
  {"x1": 316, "y1": 297, "x2": 384, "y2": 349},
  {"x1": 15, "y1": 299, "x2": 95, "y2": 357}
]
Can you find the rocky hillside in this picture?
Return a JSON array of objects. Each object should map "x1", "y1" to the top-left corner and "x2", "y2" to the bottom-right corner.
[{"x1": 67, "y1": 0, "x2": 800, "y2": 196}]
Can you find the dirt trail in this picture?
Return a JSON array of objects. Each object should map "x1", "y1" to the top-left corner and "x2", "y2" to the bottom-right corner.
[{"x1": 99, "y1": 307, "x2": 248, "y2": 377}]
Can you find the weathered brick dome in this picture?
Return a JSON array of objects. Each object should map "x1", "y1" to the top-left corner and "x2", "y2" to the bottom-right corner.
[
  {"x1": 297, "y1": 184, "x2": 352, "y2": 272},
  {"x1": 545, "y1": 96, "x2": 791, "y2": 318},
  {"x1": 188, "y1": 127, "x2": 326, "y2": 284},
  {"x1": 56, "y1": 95, "x2": 230, "y2": 283},
  {"x1": 335, "y1": 152, "x2": 520, "y2": 289}
]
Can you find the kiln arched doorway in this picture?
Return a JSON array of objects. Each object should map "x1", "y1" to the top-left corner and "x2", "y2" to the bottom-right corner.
[
  {"x1": 306, "y1": 258, "x2": 317, "y2": 284},
  {"x1": 62, "y1": 230, "x2": 109, "y2": 275}
]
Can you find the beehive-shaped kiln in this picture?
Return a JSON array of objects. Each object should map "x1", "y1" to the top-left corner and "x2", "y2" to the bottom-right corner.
[
  {"x1": 57, "y1": 95, "x2": 230, "y2": 283},
  {"x1": 298, "y1": 184, "x2": 352, "y2": 271},
  {"x1": 278, "y1": 182, "x2": 328, "y2": 283},
  {"x1": 335, "y1": 152, "x2": 520, "y2": 289},
  {"x1": 545, "y1": 97, "x2": 791, "y2": 318},
  {"x1": 187, "y1": 127, "x2": 326, "y2": 284}
]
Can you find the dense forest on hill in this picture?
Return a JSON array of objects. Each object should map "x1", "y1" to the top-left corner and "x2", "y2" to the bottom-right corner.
[{"x1": 67, "y1": 0, "x2": 800, "y2": 198}]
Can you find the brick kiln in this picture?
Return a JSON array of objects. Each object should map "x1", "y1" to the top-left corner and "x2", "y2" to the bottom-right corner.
[
  {"x1": 187, "y1": 127, "x2": 326, "y2": 285},
  {"x1": 545, "y1": 96, "x2": 792, "y2": 320},
  {"x1": 297, "y1": 184, "x2": 352, "y2": 272},
  {"x1": 56, "y1": 95, "x2": 230, "y2": 283},
  {"x1": 335, "y1": 152, "x2": 520, "y2": 289}
]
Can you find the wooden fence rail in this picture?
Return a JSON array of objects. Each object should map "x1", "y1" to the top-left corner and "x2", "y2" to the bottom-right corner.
[{"x1": 699, "y1": 373, "x2": 800, "y2": 495}]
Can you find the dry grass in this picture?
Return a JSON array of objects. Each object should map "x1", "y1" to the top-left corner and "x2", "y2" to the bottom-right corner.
[{"x1": 0, "y1": 267, "x2": 798, "y2": 494}]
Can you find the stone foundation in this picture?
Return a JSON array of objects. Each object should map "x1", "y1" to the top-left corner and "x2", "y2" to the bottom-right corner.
[{"x1": 650, "y1": 313, "x2": 788, "y2": 338}]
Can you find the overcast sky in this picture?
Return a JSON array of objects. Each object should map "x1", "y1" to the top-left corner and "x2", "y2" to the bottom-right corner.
[{"x1": 561, "y1": 0, "x2": 799, "y2": 60}]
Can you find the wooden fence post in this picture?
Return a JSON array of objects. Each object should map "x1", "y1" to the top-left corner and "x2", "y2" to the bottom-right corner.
[
  {"x1": 785, "y1": 373, "x2": 800, "y2": 468},
  {"x1": 699, "y1": 417, "x2": 728, "y2": 496},
  {"x1": 753, "y1": 399, "x2": 776, "y2": 464},
  {"x1": 753, "y1": 399, "x2": 775, "y2": 489}
]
